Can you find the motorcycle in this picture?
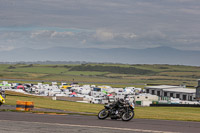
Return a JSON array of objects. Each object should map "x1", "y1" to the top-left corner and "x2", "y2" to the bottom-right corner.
[
  {"x1": 98, "y1": 100, "x2": 134, "y2": 121},
  {"x1": 0, "y1": 94, "x2": 5, "y2": 106}
]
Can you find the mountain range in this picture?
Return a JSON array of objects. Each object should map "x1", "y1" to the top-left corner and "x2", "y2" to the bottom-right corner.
[{"x1": 0, "y1": 46, "x2": 200, "y2": 66}]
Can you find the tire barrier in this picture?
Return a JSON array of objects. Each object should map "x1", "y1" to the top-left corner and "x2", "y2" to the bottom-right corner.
[
  {"x1": 25, "y1": 101, "x2": 34, "y2": 111},
  {"x1": 16, "y1": 100, "x2": 34, "y2": 111},
  {"x1": 16, "y1": 100, "x2": 26, "y2": 111}
]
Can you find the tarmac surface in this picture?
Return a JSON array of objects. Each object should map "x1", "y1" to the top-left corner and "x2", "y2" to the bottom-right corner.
[{"x1": 0, "y1": 105, "x2": 200, "y2": 133}]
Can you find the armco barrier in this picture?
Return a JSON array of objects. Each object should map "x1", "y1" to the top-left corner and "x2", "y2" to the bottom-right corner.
[
  {"x1": 150, "y1": 104, "x2": 200, "y2": 107},
  {"x1": 16, "y1": 101, "x2": 34, "y2": 111}
]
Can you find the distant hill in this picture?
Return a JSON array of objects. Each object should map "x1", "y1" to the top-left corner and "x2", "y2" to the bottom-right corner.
[{"x1": 0, "y1": 46, "x2": 200, "y2": 66}]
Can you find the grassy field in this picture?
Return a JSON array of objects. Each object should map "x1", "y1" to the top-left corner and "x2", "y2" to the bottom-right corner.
[
  {"x1": 0, "y1": 64, "x2": 200, "y2": 87},
  {"x1": 3, "y1": 91, "x2": 200, "y2": 122},
  {"x1": 1, "y1": 63, "x2": 200, "y2": 122}
]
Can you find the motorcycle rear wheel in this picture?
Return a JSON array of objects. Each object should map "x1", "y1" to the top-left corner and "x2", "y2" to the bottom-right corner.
[
  {"x1": 98, "y1": 109, "x2": 109, "y2": 120},
  {"x1": 122, "y1": 110, "x2": 134, "y2": 121}
]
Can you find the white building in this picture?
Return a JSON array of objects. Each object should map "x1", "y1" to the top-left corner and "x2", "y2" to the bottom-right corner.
[
  {"x1": 145, "y1": 85, "x2": 196, "y2": 101},
  {"x1": 135, "y1": 93, "x2": 159, "y2": 106}
]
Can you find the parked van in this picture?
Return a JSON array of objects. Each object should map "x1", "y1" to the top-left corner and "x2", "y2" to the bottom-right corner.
[{"x1": 91, "y1": 97, "x2": 102, "y2": 104}]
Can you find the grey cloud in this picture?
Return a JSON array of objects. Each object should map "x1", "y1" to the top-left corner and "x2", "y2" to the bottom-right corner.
[
  {"x1": 138, "y1": 30, "x2": 168, "y2": 42},
  {"x1": 0, "y1": 0, "x2": 200, "y2": 50}
]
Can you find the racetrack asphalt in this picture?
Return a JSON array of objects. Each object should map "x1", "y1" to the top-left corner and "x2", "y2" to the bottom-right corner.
[{"x1": 0, "y1": 108, "x2": 199, "y2": 133}]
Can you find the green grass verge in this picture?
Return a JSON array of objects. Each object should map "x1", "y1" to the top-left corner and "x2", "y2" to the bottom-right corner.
[
  {"x1": 1, "y1": 64, "x2": 200, "y2": 86},
  {"x1": 4, "y1": 91, "x2": 200, "y2": 122},
  {"x1": 5, "y1": 91, "x2": 103, "y2": 113}
]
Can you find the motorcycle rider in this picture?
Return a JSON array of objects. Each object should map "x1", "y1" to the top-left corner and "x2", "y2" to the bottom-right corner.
[
  {"x1": 112, "y1": 95, "x2": 135, "y2": 114},
  {"x1": 109, "y1": 98, "x2": 126, "y2": 118},
  {"x1": 98, "y1": 94, "x2": 135, "y2": 121}
]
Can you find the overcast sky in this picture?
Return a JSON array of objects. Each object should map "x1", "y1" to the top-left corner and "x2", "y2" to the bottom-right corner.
[{"x1": 0, "y1": 0, "x2": 200, "y2": 51}]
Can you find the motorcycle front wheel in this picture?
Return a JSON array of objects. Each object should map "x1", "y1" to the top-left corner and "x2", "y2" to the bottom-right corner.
[
  {"x1": 121, "y1": 110, "x2": 134, "y2": 121},
  {"x1": 98, "y1": 109, "x2": 109, "y2": 120}
]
